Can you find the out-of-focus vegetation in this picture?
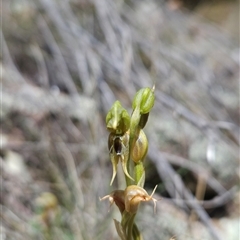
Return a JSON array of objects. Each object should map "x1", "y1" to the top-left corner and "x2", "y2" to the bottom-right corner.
[{"x1": 1, "y1": 0, "x2": 239, "y2": 239}]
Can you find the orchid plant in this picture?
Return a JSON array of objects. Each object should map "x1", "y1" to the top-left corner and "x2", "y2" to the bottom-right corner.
[{"x1": 101, "y1": 86, "x2": 157, "y2": 240}]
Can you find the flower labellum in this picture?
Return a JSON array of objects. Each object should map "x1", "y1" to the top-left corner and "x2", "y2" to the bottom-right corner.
[{"x1": 124, "y1": 185, "x2": 158, "y2": 214}]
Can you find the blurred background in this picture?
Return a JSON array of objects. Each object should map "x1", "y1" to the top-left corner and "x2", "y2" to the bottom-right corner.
[{"x1": 1, "y1": 0, "x2": 239, "y2": 239}]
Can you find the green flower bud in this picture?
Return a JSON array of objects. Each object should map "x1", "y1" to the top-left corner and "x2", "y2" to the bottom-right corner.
[
  {"x1": 106, "y1": 101, "x2": 130, "y2": 135},
  {"x1": 131, "y1": 130, "x2": 148, "y2": 163},
  {"x1": 132, "y1": 87, "x2": 155, "y2": 114}
]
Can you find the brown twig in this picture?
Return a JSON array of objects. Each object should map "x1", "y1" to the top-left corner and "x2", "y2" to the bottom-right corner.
[{"x1": 148, "y1": 144, "x2": 224, "y2": 240}]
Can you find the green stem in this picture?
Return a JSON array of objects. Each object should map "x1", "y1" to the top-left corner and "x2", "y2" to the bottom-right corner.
[
  {"x1": 132, "y1": 223, "x2": 142, "y2": 240},
  {"x1": 127, "y1": 214, "x2": 136, "y2": 240},
  {"x1": 127, "y1": 106, "x2": 141, "y2": 186},
  {"x1": 121, "y1": 212, "x2": 137, "y2": 240},
  {"x1": 134, "y1": 162, "x2": 145, "y2": 186}
]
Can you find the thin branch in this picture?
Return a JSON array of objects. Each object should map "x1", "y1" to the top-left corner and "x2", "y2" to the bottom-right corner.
[
  {"x1": 37, "y1": 15, "x2": 78, "y2": 95},
  {"x1": 149, "y1": 144, "x2": 224, "y2": 240},
  {"x1": 160, "y1": 152, "x2": 226, "y2": 194}
]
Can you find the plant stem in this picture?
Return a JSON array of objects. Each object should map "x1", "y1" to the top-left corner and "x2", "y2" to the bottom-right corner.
[
  {"x1": 134, "y1": 162, "x2": 144, "y2": 186},
  {"x1": 132, "y1": 223, "x2": 142, "y2": 240},
  {"x1": 121, "y1": 212, "x2": 136, "y2": 240}
]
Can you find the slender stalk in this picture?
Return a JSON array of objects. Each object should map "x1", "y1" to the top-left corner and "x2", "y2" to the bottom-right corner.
[
  {"x1": 134, "y1": 162, "x2": 144, "y2": 186},
  {"x1": 122, "y1": 212, "x2": 136, "y2": 240},
  {"x1": 132, "y1": 223, "x2": 142, "y2": 240},
  {"x1": 127, "y1": 214, "x2": 136, "y2": 240}
]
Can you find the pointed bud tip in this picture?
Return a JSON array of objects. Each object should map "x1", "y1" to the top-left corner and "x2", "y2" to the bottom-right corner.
[{"x1": 132, "y1": 87, "x2": 155, "y2": 114}]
